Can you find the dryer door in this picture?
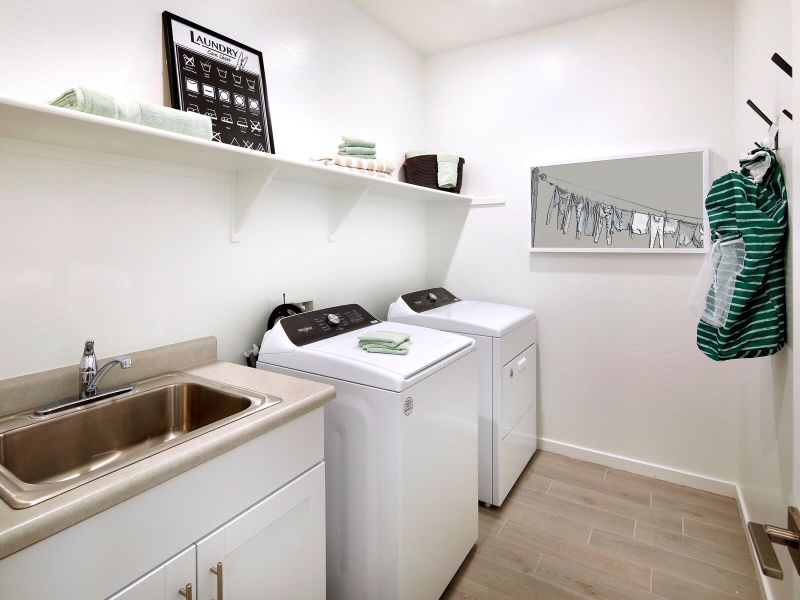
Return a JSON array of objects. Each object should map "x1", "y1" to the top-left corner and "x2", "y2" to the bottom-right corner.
[{"x1": 501, "y1": 343, "x2": 537, "y2": 439}]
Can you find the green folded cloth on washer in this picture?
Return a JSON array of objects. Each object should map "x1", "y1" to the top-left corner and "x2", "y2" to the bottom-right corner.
[
  {"x1": 357, "y1": 331, "x2": 411, "y2": 354},
  {"x1": 360, "y1": 341, "x2": 411, "y2": 355},
  {"x1": 437, "y1": 153, "x2": 460, "y2": 189},
  {"x1": 338, "y1": 146, "x2": 377, "y2": 157},
  {"x1": 50, "y1": 87, "x2": 213, "y2": 140},
  {"x1": 341, "y1": 135, "x2": 376, "y2": 149}
]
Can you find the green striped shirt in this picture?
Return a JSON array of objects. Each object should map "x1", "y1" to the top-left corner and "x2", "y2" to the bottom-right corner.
[{"x1": 697, "y1": 148, "x2": 787, "y2": 361}]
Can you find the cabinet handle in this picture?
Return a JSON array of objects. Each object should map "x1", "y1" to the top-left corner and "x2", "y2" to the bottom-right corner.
[
  {"x1": 210, "y1": 561, "x2": 224, "y2": 600},
  {"x1": 178, "y1": 583, "x2": 192, "y2": 600}
]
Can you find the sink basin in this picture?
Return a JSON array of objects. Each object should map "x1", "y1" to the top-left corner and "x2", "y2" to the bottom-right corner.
[{"x1": 0, "y1": 373, "x2": 281, "y2": 508}]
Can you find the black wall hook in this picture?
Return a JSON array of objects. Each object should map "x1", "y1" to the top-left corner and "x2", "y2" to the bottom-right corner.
[
  {"x1": 747, "y1": 99, "x2": 773, "y2": 126},
  {"x1": 772, "y1": 53, "x2": 792, "y2": 77}
]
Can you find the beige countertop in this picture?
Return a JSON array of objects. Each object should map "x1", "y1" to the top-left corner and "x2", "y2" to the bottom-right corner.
[{"x1": 0, "y1": 360, "x2": 335, "y2": 560}]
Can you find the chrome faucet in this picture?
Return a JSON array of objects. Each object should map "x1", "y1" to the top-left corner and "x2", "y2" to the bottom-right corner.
[
  {"x1": 79, "y1": 339, "x2": 133, "y2": 399},
  {"x1": 34, "y1": 340, "x2": 134, "y2": 416}
]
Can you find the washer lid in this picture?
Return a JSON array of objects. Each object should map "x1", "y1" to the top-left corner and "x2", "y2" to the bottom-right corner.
[
  {"x1": 258, "y1": 309, "x2": 474, "y2": 391},
  {"x1": 388, "y1": 290, "x2": 536, "y2": 337}
]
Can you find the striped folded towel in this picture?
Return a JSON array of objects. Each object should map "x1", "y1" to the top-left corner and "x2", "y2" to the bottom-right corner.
[
  {"x1": 333, "y1": 155, "x2": 395, "y2": 174},
  {"x1": 312, "y1": 157, "x2": 395, "y2": 179}
]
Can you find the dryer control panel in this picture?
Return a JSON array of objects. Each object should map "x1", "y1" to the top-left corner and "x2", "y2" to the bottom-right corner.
[
  {"x1": 401, "y1": 287, "x2": 461, "y2": 313},
  {"x1": 281, "y1": 304, "x2": 380, "y2": 346}
]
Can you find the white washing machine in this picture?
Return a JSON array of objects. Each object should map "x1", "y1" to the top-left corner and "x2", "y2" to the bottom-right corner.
[
  {"x1": 257, "y1": 303, "x2": 478, "y2": 600},
  {"x1": 389, "y1": 288, "x2": 537, "y2": 507}
]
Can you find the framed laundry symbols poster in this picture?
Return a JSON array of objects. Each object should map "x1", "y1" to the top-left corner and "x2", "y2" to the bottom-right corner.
[
  {"x1": 530, "y1": 149, "x2": 708, "y2": 253},
  {"x1": 163, "y1": 11, "x2": 275, "y2": 153}
]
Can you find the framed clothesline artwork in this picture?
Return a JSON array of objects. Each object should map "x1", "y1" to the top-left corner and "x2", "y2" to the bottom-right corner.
[{"x1": 530, "y1": 148, "x2": 709, "y2": 253}]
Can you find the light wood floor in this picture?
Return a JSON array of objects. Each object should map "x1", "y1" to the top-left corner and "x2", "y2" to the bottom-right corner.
[{"x1": 442, "y1": 451, "x2": 761, "y2": 600}]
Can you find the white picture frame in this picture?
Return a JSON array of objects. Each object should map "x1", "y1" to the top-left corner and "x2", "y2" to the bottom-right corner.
[{"x1": 530, "y1": 147, "x2": 709, "y2": 254}]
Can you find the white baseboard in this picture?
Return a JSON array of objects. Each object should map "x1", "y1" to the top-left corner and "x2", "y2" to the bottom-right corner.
[
  {"x1": 734, "y1": 483, "x2": 775, "y2": 600},
  {"x1": 537, "y1": 437, "x2": 738, "y2": 498}
]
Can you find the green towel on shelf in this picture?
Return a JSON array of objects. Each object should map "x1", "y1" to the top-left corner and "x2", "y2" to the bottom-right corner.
[
  {"x1": 341, "y1": 135, "x2": 376, "y2": 148},
  {"x1": 50, "y1": 87, "x2": 213, "y2": 140},
  {"x1": 437, "y1": 153, "x2": 460, "y2": 189},
  {"x1": 357, "y1": 331, "x2": 411, "y2": 355},
  {"x1": 338, "y1": 147, "x2": 377, "y2": 156}
]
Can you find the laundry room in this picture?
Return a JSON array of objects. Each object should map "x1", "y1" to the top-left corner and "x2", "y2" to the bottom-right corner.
[{"x1": 0, "y1": 0, "x2": 797, "y2": 599}]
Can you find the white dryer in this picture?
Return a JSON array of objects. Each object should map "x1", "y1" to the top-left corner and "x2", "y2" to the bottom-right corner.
[
  {"x1": 389, "y1": 288, "x2": 537, "y2": 507},
  {"x1": 257, "y1": 303, "x2": 478, "y2": 600}
]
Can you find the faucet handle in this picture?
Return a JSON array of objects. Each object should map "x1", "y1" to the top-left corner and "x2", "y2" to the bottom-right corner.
[{"x1": 117, "y1": 356, "x2": 133, "y2": 369}]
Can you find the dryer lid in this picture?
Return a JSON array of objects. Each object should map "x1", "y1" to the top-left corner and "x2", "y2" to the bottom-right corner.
[{"x1": 389, "y1": 289, "x2": 536, "y2": 337}]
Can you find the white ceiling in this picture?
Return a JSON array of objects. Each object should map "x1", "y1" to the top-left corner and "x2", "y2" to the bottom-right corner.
[{"x1": 348, "y1": 0, "x2": 642, "y2": 55}]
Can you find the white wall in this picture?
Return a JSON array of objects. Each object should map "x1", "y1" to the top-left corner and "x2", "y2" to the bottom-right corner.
[
  {"x1": 424, "y1": 0, "x2": 750, "y2": 482},
  {"x1": 734, "y1": 1, "x2": 797, "y2": 598},
  {"x1": 0, "y1": 0, "x2": 428, "y2": 378}
]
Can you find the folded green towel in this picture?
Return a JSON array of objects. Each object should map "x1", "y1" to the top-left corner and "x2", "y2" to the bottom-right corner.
[
  {"x1": 51, "y1": 87, "x2": 213, "y2": 140},
  {"x1": 357, "y1": 331, "x2": 410, "y2": 347},
  {"x1": 339, "y1": 147, "x2": 377, "y2": 156},
  {"x1": 361, "y1": 341, "x2": 410, "y2": 355},
  {"x1": 437, "y1": 153, "x2": 460, "y2": 189},
  {"x1": 341, "y1": 135, "x2": 376, "y2": 148}
]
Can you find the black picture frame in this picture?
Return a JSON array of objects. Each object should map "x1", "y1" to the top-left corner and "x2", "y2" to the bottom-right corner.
[{"x1": 162, "y1": 11, "x2": 275, "y2": 153}]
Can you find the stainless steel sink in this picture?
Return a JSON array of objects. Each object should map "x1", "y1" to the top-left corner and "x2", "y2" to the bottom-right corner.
[{"x1": 0, "y1": 373, "x2": 281, "y2": 508}]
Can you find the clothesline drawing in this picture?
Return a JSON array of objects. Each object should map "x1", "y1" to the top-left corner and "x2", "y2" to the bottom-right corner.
[
  {"x1": 534, "y1": 170, "x2": 704, "y2": 249},
  {"x1": 538, "y1": 172, "x2": 703, "y2": 221}
]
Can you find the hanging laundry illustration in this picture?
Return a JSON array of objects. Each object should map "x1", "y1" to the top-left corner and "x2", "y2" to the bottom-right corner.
[
  {"x1": 649, "y1": 214, "x2": 665, "y2": 248},
  {"x1": 236, "y1": 54, "x2": 248, "y2": 71}
]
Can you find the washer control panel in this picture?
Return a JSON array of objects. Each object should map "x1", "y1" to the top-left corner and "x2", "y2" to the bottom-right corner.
[
  {"x1": 401, "y1": 287, "x2": 461, "y2": 313},
  {"x1": 282, "y1": 304, "x2": 380, "y2": 346}
]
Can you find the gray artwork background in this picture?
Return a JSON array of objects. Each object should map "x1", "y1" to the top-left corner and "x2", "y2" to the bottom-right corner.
[{"x1": 531, "y1": 151, "x2": 705, "y2": 250}]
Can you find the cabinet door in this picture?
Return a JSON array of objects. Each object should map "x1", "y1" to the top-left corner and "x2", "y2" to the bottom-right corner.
[
  {"x1": 196, "y1": 462, "x2": 326, "y2": 600},
  {"x1": 107, "y1": 545, "x2": 195, "y2": 600}
]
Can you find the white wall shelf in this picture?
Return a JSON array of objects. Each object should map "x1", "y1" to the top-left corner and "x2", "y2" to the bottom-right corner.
[{"x1": 0, "y1": 97, "x2": 474, "y2": 242}]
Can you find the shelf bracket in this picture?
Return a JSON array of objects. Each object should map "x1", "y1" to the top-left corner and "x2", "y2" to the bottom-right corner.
[
  {"x1": 231, "y1": 166, "x2": 279, "y2": 242},
  {"x1": 329, "y1": 183, "x2": 370, "y2": 242}
]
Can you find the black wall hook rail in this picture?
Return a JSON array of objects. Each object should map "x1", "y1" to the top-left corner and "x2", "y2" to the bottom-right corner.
[
  {"x1": 747, "y1": 99, "x2": 774, "y2": 126},
  {"x1": 772, "y1": 53, "x2": 792, "y2": 77}
]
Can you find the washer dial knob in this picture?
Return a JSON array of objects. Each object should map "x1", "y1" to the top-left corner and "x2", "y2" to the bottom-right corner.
[
  {"x1": 326, "y1": 313, "x2": 341, "y2": 326},
  {"x1": 426, "y1": 292, "x2": 439, "y2": 303}
]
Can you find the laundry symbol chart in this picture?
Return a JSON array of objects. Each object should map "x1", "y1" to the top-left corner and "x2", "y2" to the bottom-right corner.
[
  {"x1": 221, "y1": 113, "x2": 233, "y2": 125},
  {"x1": 211, "y1": 131, "x2": 222, "y2": 142},
  {"x1": 243, "y1": 140, "x2": 254, "y2": 149},
  {"x1": 236, "y1": 54, "x2": 248, "y2": 71},
  {"x1": 185, "y1": 78, "x2": 199, "y2": 94},
  {"x1": 182, "y1": 55, "x2": 195, "y2": 69},
  {"x1": 200, "y1": 61, "x2": 212, "y2": 75},
  {"x1": 233, "y1": 94, "x2": 245, "y2": 109},
  {"x1": 248, "y1": 98, "x2": 260, "y2": 113},
  {"x1": 218, "y1": 89, "x2": 230, "y2": 103},
  {"x1": 246, "y1": 78, "x2": 256, "y2": 91},
  {"x1": 187, "y1": 103, "x2": 199, "y2": 113},
  {"x1": 236, "y1": 117, "x2": 248, "y2": 131},
  {"x1": 202, "y1": 84, "x2": 215, "y2": 98},
  {"x1": 205, "y1": 109, "x2": 217, "y2": 120},
  {"x1": 217, "y1": 67, "x2": 227, "y2": 79},
  {"x1": 250, "y1": 120, "x2": 262, "y2": 133}
]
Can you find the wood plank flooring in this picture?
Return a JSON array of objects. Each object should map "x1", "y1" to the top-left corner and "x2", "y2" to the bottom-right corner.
[{"x1": 441, "y1": 451, "x2": 762, "y2": 600}]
